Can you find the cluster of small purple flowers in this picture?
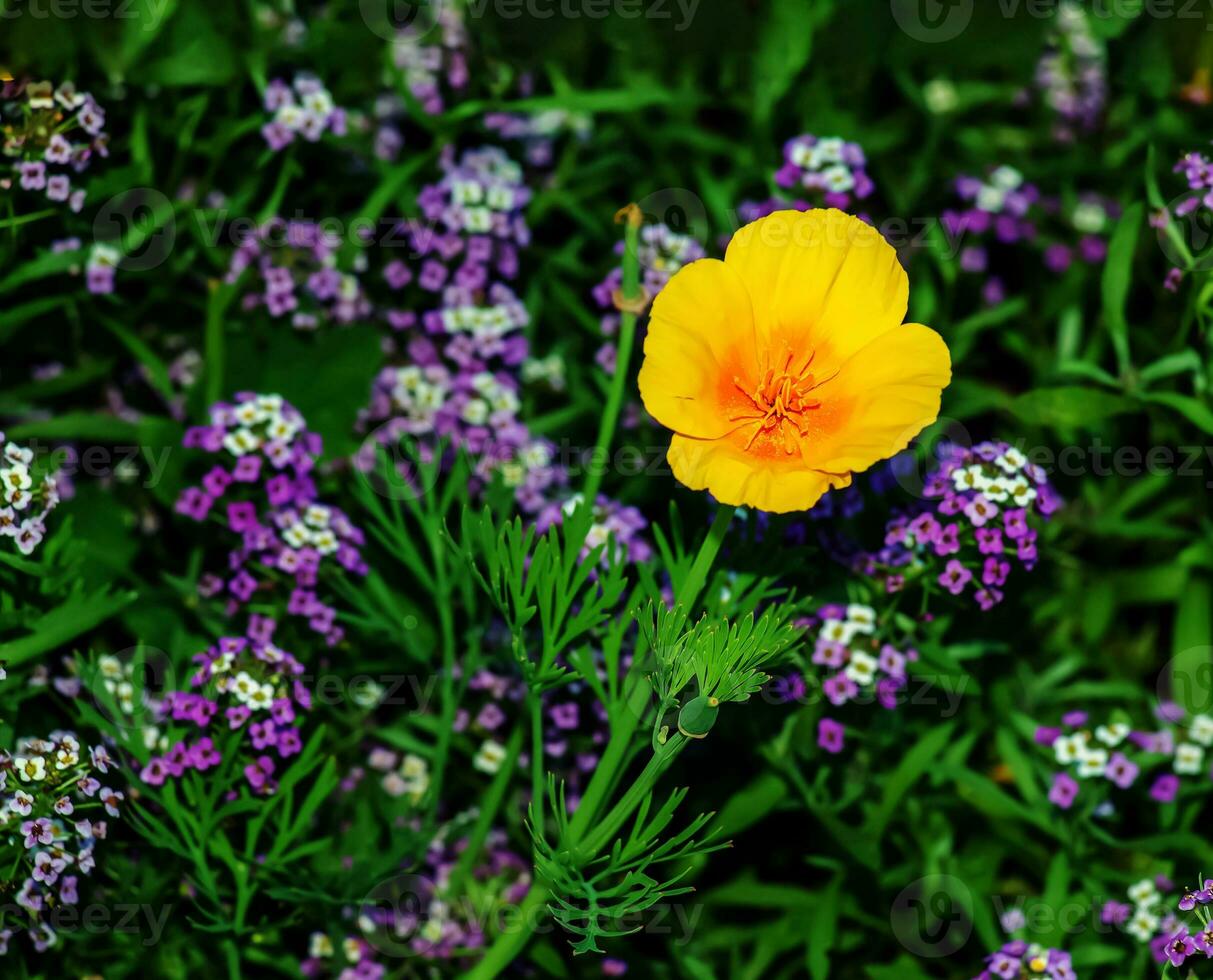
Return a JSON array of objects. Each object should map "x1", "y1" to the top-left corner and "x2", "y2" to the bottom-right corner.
[
  {"x1": 1101, "y1": 874, "x2": 1213, "y2": 968},
  {"x1": 1172, "y1": 151, "x2": 1213, "y2": 222},
  {"x1": 1034, "y1": 1, "x2": 1106, "y2": 141},
  {"x1": 1037, "y1": 707, "x2": 1213, "y2": 811},
  {"x1": 138, "y1": 626, "x2": 311, "y2": 796},
  {"x1": 0, "y1": 436, "x2": 60, "y2": 555},
  {"x1": 391, "y1": 9, "x2": 469, "y2": 116},
  {"x1": 535, "y1": 494, "x2": 652, "y2": 567},
  {"x1": 533, "y1": 687, "x2": 610, "y2": 811},
  {"x1": 858, "y1": 441, "x2": 1060, "y2": 610},
  {"x1": 737, "y1": 134, "x2": 875, "y2": 225},
  {"x1": 483, "y1": 108, "x2": 592, "y2": 168},
  {"x1": 415, "y1": 146, "x2": 530, "y2": 275},
  {"x1": 355, "y1": 828, "x2": 531, "y2": 960},
  {"x1": 0, "y1": 732, "x2": 121, "y2": 955},
  {"x1": 796, "y1": 603, "x2": 918, "y2": 757},
  {"x1": 357, "y1": 146, "x2": 567, "y2": 513},
  {"x1": 590, "y1": 222, "x2": 705, "y2": 373},
  {"x1": 370, "y1": 12, "x2": 470, "y2": 161},
  {"x1": 261, "y1": 73, "x2": 347, "y2": 151},
  {"x1": 369, "y1": 146, "x2": 530, "y2": 339},
  {"x1": 773, "y1": 135, "x2": 874, "y2": 210},
  {"x1": 943, "y1": 167, "x2": 1115, "y2": 305},
  {"x1": 1156, "y1": 149, "x2": 1213, "y2": 292},
  {"x1": 365, "y1": 746, "x2": 430, "y2": 803},
  {"x1": 227, "y1": 219, "x2": 371, "y2": 329},
  {"x1": 359, "y1": 358, "x2": 562, "y2": 513},
  {"x1": 177, "y1": 392, "x2": 367, "y2": 645},
  {"x1": 1100, "y1": 875, "x2": 1189, "y2": 960},
  {"x1": 2, "y1": 79, "x2": 107, "y2": 214},
  {"x1": 1153, "y1": 878, "x2": 1213, "y2": 968},
  {"x1": 299, "y1": 934, "x2": 385, "y2": 979},
  {"x1": 972, "y1": 941, "x2": 1077, "y2": 980},
  {"x1": 389, "y1": 276, "x2": 530, "y2": 366}
]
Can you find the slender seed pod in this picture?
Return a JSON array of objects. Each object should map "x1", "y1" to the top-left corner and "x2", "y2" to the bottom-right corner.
[{"x1": 677, "y1": 695, "x2": 720, "y2": 739}]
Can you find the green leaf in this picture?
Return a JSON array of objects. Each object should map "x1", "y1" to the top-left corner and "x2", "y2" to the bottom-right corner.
[
  {"x1": 1138, "y1": 350, "x2": 1204, "y2": 386},
  {"x1": 1140, "y1": 391, "x2": 1213, "y2": 436},
  {"x1": 752, "y1": 0, "x2": 827, "y2": 121},
  {"x1": 5, "y1": 413, "x2": 144, "y2": 442},
  {"x1": 3, "y1": 589, "x2": 138, "y2": 667},
  {"x1": 863, "y1": 722, "x2": 955, "y2": 842},
  {"x1": 806, "y1": 873, "x2": 842, "y2": 980},
  {"x1": 1170, "y1": 576, "x2": 1212, "y2": 716},
  {"x1": 0, "y1": 295, "x2": 75, "y2": 344},
  {"x1": 1101, "y1": 201, "x2": 1143, "y2": 375},
  {"x1": 1006, "y1": 387, "x2": 1136, "y2": 429},
  {"x1": 98, "y1": 314, "x2": 175, "y2": 402}
]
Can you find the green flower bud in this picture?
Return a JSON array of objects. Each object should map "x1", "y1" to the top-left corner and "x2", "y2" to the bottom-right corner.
[{"x1": 677, "y1": 695, "x2": 720, "y2": 739}]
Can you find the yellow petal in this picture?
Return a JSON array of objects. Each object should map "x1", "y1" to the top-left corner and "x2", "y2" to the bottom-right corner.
[
  {"x1": 637, "y1": 258, "x2": 760, "y2": 440},
  {"x1": 723, "y1": 208, "x2": 908, "y2": 371},
  {"x1": 667, "y1": 434, "x2": 851, "y2": 514},
  {"x1": 801, "y1": 322, "x2": 951, "y2": 473}
]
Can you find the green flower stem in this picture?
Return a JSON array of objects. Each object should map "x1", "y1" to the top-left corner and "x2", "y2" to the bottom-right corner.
[
  {"x1": 576, "y1": 732, "x2": 686, "y2": 861},
  {"x1": 203, "y1": 280, "x2": 236, "y2": 407},
  {"x1": 675, "y1": 504, "x2": 737, "y2": 613},
  {"x1": 465, "y1": 507, "x2": 735, "y2": 979},
  {"x1": 581, "y1": 208, "x2": 642, "y2": 506},
  {"x1": 464, "y1": 886, "x2": 550, "y2": 980},
  {"x1": 0, "y1": 207, "x2": 55, "y2": 231},
  {"x1": 530, "y1": 691, "x2": 545, "y2": 837},
  {"x1": 423, "y1": 509, "x2": 459, "y2": 837}
]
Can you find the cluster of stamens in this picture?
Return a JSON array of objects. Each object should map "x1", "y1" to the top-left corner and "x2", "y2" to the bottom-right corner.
[{"x1": 730, "y1": 346, "x2": 824, "y2": 454}]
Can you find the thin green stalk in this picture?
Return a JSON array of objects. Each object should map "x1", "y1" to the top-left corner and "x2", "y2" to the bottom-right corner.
[
  {"x1": 463, "y1": 887, "x2": 549, "y2": 980},
  {"x1": 204, "y1": 280, "x2": 235, "y2": 406},
  {"x1": 0, "y1": 207, "x2": 55, "y2": 231},
  {"x1": 529, "y1": 691, "x2": 545, "y2": 838},
  {"x1": 223, "y1": 939, "x2": 242, "y2": 979},
  {"x1": 423, "y1": 516, "x2": 458, "y2": 836},
  {"x1": 673, "y1": 504, "x2": 736, "y2": 613},
  {"x1": 581, "y1": 207, "x2": 642, "y2": 505},
  {"x1": 577, "y1": 733, "x2": 686, "y2": 861}
]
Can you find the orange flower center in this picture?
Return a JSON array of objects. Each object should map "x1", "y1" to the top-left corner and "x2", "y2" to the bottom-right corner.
[{"x1": 730, "y1": 345, "x2": 825, "y2": 455}]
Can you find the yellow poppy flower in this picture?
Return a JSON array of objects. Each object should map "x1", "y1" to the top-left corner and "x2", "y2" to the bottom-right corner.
[{"x1": 638, "y1": 208, "x2": 951, "y2": 514}]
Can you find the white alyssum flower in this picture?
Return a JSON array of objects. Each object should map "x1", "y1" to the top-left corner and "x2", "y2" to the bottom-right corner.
[
  {"x1": 1095, "y1": 723, "x2": 1129, "y2": 747},
  {"x1": 1174, "y1": 742, "x2": 1204, "y2": 775},
  {"x1": 473, "y1": 740, "x2": 507, "y2": 774},
  {"x1": 1188, "y1": 714, "x2": 1213, "y2": 747},
  {"x1": 845, "y1": 651, "x2": 879, "y2": 686}
]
